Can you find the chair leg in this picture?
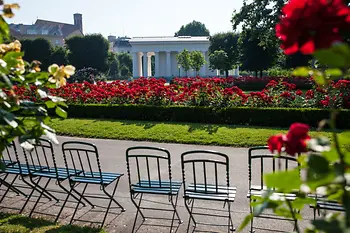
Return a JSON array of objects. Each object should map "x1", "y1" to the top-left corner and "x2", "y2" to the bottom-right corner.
[
  {"x1": 169, "y1": 193, "x2": 181, "y2": 233},
  {"x1": 0, "y1": 175, "x2": 26, "y2": 203},
  {"x1": 29, "y1": 176, "x2": 59, "y2": 202},
  {"x1": 71, "y1": 186, "x2": 94, "y2": 208},
  {"x1": 20, "y1": 176, "x2": 52, "y2": 201},
  {"x1": 0, "y1": 174, "x2": 8, "y2": 189},
  {"x1": 131, "y1": 193, "x2": 146, "y2": 233},
  {"x1": 184, "y1": 198, "x2": 196, "y2": 233},
  {"x1": 29, "y1": 178, "x2": 52, "y2": 217},
  {"x1": 70, "y1": 183, "x2": 88, "y2": 225},
  {"x1": 227, "y1": 201, "x2": 235, "y2": 232},
  {"x1": 58, "y1": 181, "x2": 86, "y2": 207},
  {"x1": 20, "y1": 176, "x2": 40, "y2": 214},
  {"x1": 100, "y1": 179, "x2": 125, "y2": 228}
]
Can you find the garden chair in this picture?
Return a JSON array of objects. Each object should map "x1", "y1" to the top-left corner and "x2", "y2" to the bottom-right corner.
[
  {"x1": 20, "y1": 138, "x2": 85, "y2": 220},
  {"x1": 181, "y1": 150, "x2": 236, "y2": 233},
  {"x1": 126, "y1": 146, "x2": 182, "y2": 233},
  {"x1": 0, "y1": 141, "x2": 28, "y2": 203},
  {"x1": 311, "y1": 192, "x2": 344, "y2": 220},
  {"x1": 248, "y1": 146, "x2": 299, "y2": 233},
  {"x1": 61, "y1": 141, "x2": 125, "y2": 228}
]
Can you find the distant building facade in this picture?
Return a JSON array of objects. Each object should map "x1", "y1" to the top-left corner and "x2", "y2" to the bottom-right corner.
[
  {"x1": 108, "y1": 36, "x2": 132, "y2": 53},
  {"x1": 9, "y1": 13, "x2": 84, "y2": 46}
]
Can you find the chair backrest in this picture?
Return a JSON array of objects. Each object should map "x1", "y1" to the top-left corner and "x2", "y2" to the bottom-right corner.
[
  {"x1": 62, "y1": 141, "x2": 102, "y2": 181},
  {"x1": 22, "y1": 138, "x2": 58, "y2": 174},
  {"x1": 126, "y1": 146, "x2": 172, "y2": 190},
  {"x1": 248, "y1": 146, "x2": 299, "y2": 190},
  {"x1": 2, "y1": 141, "x2": 19, "y2": 167},
  {"x1": 181, "y1": 150, "x2": 230, "y2": 194}
]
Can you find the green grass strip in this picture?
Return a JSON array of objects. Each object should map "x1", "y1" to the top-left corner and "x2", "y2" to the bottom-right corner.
[
  {"x1": 48, "y1": 118, "x2": 340, "y2": 147},
  {"x1": 0, "y1": 212, "x2": 105, "y2": 233}
]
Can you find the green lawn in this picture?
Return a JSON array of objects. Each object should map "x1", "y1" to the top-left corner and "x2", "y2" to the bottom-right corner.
[
  {"x1": 48, "y1": 118, "x2": 340, "y2": 147},
  {"x1": 0, "y1": 212, "x2": 105, "y2": 233}
]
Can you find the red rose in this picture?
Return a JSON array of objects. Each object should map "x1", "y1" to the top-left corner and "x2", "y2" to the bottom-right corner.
[
  {"x1": 268, "y1": 134, "x2": 285, "y2": 154},
  {"x1": 288, "y1": 123, "x2": 310, "y2": 139},
  {"x1": 276, "y1": 0, "x2": 350, "y2": 55}
]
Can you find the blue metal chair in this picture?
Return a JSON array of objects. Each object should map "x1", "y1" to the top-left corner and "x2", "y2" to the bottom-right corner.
[
  {"x1": 181, "y1": 150, "x2": 236, "y2": 233},
  {"x1": 19, "y1": 138, "x2": 85, "y2": 220},
  {"x1": 0, "y1": 142, "x2": 28, "y2": 203},
  {"x1": 248, "y1": 146, "x2": 299, "y2": 233},
  {"x1": 61, "y1": 141, "x2": 125, "y2": 228},
  {"x1": 126, "y1": 146, "x2": 182, "y2": 233}
]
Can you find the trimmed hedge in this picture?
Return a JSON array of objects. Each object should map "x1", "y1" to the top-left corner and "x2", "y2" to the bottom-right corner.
[{"x1": 66, "y1": 104, "x2": 350, "y2": 129}]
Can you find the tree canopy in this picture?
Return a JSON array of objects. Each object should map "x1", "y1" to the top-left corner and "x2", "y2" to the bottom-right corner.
[
  {"x1": 175, "y1": 20, "x2": 210, "y2": 37},
  {"x1": 66, "y1": 34, "x2": 110, "y2": 72},
  {"x1": 176, "y1": 49, "x2": 192, "y2": 76},
  {"x1": 21, "y1": 38, "x2": 52, "y2": 70},
  {"x1": 190, "y1": 51, "x2": 206, "y2": 75},
  {"x1": 209, "y1": 32, "x2": 239, "y2": 76}
]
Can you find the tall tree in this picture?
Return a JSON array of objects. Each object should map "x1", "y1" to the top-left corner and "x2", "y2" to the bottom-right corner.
[
  {"x1": 176, "y1": 49, "x2": 192, "y2": 76},
  {"x1": 239, "y1": 29, "x2": 277, "y2": 77},
  {"x1": 21, "y1": 38, "x2": 52, "y2": 70},
  {"x1": 66, "y1": 34, "x2": 109, "y2": 72},
  {"x1": 49, "y1": 46, "x2": 68, "y2": 66},
  {"x1": 209, "y1": 50, "x2": 231, "y2": 77},
  {"x1": 107, "y1": 52, "x2": 119, "y2": 80},
  {"x1": 209, "y1": 32, "x2": 239, "y2": 76},
  {"x1": 175, "y1": 20, "x2": 210, "y2": 37},
  {"x1": 190, "y1": 51, "x2": 206, "y2": 76}
]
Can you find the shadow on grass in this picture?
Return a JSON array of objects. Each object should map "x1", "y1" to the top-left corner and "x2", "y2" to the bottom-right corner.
[{"x1": 0, "y1": 212, "x2": 104, "y2": 233}]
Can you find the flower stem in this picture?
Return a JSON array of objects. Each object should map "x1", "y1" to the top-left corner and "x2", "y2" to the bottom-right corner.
[{"x1": 286, "y1": 198, "x2": 300, "y2": 233}]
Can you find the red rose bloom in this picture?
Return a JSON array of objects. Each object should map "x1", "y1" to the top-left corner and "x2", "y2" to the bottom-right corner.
[
  {"x1": 267, "y1": 123, "x2": 311, "y2": 156},
  {"x1": 276, "y1": 0, "x2": 350, "y2": 55}
]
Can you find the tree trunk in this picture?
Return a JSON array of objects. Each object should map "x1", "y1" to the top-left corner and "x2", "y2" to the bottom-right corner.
[
  {"x1": 260, "y1": 70, "x2": 263, "y2": 78},
  {"x1": 225, "y1": 70, "x2": 229, "y2": 77},
  {"x1": 255, "y1": 70, "x2": 258, "y2": 77}
]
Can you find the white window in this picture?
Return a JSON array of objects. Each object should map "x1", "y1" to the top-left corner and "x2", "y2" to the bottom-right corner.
[
  {"x1": 42, "y1": 30, "x2": 49, "y2": 35},
  {"x1": 27, "y1": 29, "x2": 36, "y2": 35}
]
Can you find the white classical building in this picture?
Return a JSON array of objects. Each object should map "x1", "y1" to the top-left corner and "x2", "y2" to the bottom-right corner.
[{"x1": 129, "y1": 36, "x2": 218, "y2": 78}]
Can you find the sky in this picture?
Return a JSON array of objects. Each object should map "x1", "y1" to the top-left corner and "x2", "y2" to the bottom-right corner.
[{"x1": 6, "y1": 0, "x2": 244, "y2": 38}]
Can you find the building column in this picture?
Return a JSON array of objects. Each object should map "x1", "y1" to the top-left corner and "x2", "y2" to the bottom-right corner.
[
  {"x1": 200, "y1": 51, "x2": 207, "y2": 77},
  {"x1": 147, "y1": 53, "x2": 152, "y2": 77},
  {"x1": 132, "y1": 52, "x2": 138, "y2": 78},
  {"x1": 138, "y1": 53, "x2": 142, "y2": 77},
  {"x1": 166, "y1": 51, "x2": 171, "y2": 78},
  {"x1": 155, "y1": 52, "x2": 160, "y2": 77},
  {"x1": 143, "y1": 52, "x2": 148, "y2": 77}
]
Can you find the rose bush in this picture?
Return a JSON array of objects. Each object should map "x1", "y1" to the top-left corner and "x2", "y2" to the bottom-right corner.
[{"x1": 9, "y1": 77, "x2": 350, "y2": 109}]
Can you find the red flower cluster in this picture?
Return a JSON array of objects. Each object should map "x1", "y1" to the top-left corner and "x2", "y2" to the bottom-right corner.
[
  {"x1": 268, "y1": 123, "x2": 311, "y2": 156},
  {"x1": 9, "y1": 77, "x2": 350, "y2": 109},
  {"x1": 276, "y1": 0, "x2": 350, "y2": 54}
]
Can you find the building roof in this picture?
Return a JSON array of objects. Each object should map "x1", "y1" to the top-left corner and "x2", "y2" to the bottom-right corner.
[
  {"x1": 9, "y1": 18, "x2": 83, "y2": 38},
  {"x1": 129, "y1": 36, "x2": 210, "y2": 44}
]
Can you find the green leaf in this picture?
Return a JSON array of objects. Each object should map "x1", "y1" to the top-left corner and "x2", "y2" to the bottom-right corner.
[
  {"x1": 55, "y1": 106, "x2": 67, "y2": 119},
  {"x1": 0, "y1": 109, "x2": 18, "y2": 128},
  {"x1": 322, "y1": 148, "x2": 339, "y2": 163},
  {"x1": 45, "y1": 100, "x2": 56, "y2": 109},
  {"x1": 265, "y1": 169, "x2": 301, "y2": 192},
  {"x1": 306, "y1": 154, "x2": 335, "y2": 189},
  {"x1": 292, "y1": 67, "x2": 310, "y2": 77},
  {"x1": 325, "y1": 68, "x2": 343, "y2": 77},
  {"x1": 314, "y1": 49, "x2": 347, "y2": 68},
  {"x1": 292, "y1": 197, "x2": 316, "y2": 210},
  {"x1": 312, "y1": 219, "x2": 343, "y2": 233},
  {"x1": 313, "y1": 72, "x2": 326, "y2": 85},
  {"x1": 238, "y1": 214, "x2": 252, "y2": 232}
]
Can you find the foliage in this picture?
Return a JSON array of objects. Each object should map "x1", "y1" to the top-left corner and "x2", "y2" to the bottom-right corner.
[
  {"x1": 209, "y1": 32, "x2": 239, "y2": 76},
  {"x1": 0, "y1": 212, "x2": 105, "y2": 233},
  {"x1": 176, "y1": 49, "x2": 192, "y2": 76},
  {"x1": 209, "y1": 50, "x2": 231, "y2": 77},
  {"x1": 51, "y1": 104, "x2": 350, "y2": 129},
  {"x1": 190, "y1": 51, "x2": 206, "y2": 75},
  {"x1": 238, "y1": 1, "x2": 350, "y2": 233},
  {"x1": 65, "y1": 34, "x2": 109, "y2": 72},
  {"x1": 238, "y1": 29, "x2": 278, "y2": 76},
  {"x1": 21, "y1": 38, "x2": 52, "y2": 70},
  {"x1": 107, "y1": 52, "x2": 119, "y2": 80},
  {"x1": 117, "y1": 52, "x2": 132, "y2": 78},
  {"x1": 68, "y1": 67, "x2": 103, "y2": 84},
  {"x1": 49, "y1": 46, "x2": 68, "y2": 66},
  {"x1": 174, "y1": 20, "x2": 210, "y2": 37},
  {"x1": 48, "y1": 118, "x2": 339, "y2": 148},
  {"x1": 0, "y1": 2, "x2": 74, "y2": 158}
]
